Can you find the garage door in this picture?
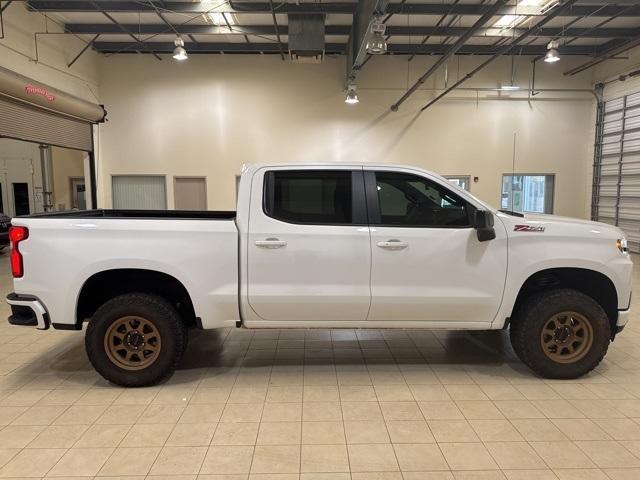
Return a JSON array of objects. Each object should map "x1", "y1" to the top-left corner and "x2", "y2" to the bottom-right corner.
[
  {"x1": 593, "y1": 90, "x2": 640, "y2": 253},
  {"x1": 0, "y1": 66, "x2": 105, "y2": 152}
]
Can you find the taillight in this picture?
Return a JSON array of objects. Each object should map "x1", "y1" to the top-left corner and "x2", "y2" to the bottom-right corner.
[{"x1": 9, "y1": 226, "x2": 28, "y2": 278}]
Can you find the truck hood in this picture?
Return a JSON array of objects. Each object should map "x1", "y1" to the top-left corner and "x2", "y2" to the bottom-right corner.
[{"x1": 497, "y1": 211, "x2": 626, "y2": 240}]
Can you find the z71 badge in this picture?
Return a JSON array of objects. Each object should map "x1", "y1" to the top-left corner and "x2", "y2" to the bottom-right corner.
[{"x1": 514, "y1": 224, "x2": 546, "y2": 232}]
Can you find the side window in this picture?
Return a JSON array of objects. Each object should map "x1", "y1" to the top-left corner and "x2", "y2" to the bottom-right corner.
[
  {"x1": 264, "y1": 170, "x2": 354, "y2": 224},
  {"x1": 374, "y1": 171, "x2": 471, "y2": 227}
]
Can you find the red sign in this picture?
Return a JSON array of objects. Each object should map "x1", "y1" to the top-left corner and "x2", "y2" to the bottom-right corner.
[{"x1": 24, "y1": 84, "x2": 55, "y2": 102}]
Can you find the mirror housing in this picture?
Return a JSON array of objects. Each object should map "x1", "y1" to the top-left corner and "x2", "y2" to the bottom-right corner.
[{"x1": 474, "y1": 210, "x2": 496, "y2": 242}]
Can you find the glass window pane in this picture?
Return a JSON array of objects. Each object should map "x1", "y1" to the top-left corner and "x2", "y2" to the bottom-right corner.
[
  {"x1": 266, "y1": 170, "x2": 352, "y2": 224},
  {"x1": 375, "y1": 172, "x2": 470, "y2": 227},
  {"x1": 444, "y1": 175, "x2": 471, "y2": 191},
  {"x1": 501, "y1": 174, "x2": 554, "y2": 214}
]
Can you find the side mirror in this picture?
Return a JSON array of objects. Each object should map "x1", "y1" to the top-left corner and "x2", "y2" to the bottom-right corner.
[{"x1": 474, "y1": 210, "x2": 496, "y2": 242}]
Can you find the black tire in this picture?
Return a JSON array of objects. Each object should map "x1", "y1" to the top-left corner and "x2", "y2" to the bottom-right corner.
[
  {"x1": 85, "y1": 293, "x2": 187, "y2": 387},
  {"x1": 509, "y1": 288, "x2": 610, "y2": 379}
]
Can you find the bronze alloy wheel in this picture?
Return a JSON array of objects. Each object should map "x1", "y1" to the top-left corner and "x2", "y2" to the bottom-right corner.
[
  {"x1": 104, "y1": 316, "x2": 162, "y2": 371},
  {"x1": 540, "y1": 311, "x2": 594, "y2": 364}
]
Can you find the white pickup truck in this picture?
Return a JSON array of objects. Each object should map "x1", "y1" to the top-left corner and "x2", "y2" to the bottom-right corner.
[{"x1": 6, "y1": 163, "x2": 633, "y2": 386}]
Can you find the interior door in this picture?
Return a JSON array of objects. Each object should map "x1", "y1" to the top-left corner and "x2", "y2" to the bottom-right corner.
[
  {"x1": 70, "y1": 177, "x2": 86, "y2": 209},
  {"x1": 174, "y1": 177, "x2": 207, "y2": 210},
  {"x1": 247, "y1": 168, "x2": 371, "y2": 321},
  {"x1": 0, "y1": 157, "x2": 39, "y2": 216},
  {"x1": 366, "y1": 169, "x2": 507, "y2": 324}
]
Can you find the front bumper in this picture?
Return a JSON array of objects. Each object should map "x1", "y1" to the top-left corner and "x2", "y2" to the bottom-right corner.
[
  {"x1": 6, "y1": 293, "x2": 49, "y2": 330},
  {"x1": 617, "y1": 308, "x2": 631, "y2": 330}
]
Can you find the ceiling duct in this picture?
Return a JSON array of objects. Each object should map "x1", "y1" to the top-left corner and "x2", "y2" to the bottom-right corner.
[{"x1": 288, "y1": 14, "x2": 325, "y2": 63}]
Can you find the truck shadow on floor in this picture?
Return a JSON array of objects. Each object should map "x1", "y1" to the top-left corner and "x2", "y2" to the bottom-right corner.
[{"x1": 10, "y1": 328, "x2": 527, "y2": 386}]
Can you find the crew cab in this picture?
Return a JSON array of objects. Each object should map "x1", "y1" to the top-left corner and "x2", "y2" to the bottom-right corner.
[{"x1": 5, "y1": 163, "x2": 633, "y2": 386}]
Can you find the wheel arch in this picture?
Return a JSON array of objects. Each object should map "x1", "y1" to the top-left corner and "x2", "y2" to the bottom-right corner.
[
  {"x1": 509, "y1": 267, "x2": 618, "y2": 336},
  {"x1": 75, "y1": 268, "x2": 197, "y2": 329}
]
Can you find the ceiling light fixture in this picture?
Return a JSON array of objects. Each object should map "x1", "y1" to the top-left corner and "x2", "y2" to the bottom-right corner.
[
  {"x1": 173, "y1": 36, "x2": 188, "y2": 61},
  {"x1": 345, "y1": 84, "x2": 359, "y2": 104},
  {"x1": 544, "y1": 40, "x2": 560, "y2": 63},
  {"x1": 499, "y1": 84, "x2": 521, "y2": 91},
  {"x1": 366, "y1": 18, "x2": 387, "y2": 55}
]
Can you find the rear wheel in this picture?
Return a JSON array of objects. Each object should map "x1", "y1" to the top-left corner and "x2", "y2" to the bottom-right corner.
[
  {"x1": 509, "y1": 288, "x2": 610, "y2": 379},
  {"x1": 86, "y1": 293, "x2": 187, "y2": 387}
]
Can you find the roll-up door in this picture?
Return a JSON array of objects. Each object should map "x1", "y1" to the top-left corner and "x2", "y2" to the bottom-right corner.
[
  {"x1": 593, "y1": 89, "x2": 640, "y2": 253},
  {"x1": 0, "y1": 66, "x2": 105, "y2": 152},
  {"x1": 0, "y1": 97, "x2": 93, "y2": 151}
]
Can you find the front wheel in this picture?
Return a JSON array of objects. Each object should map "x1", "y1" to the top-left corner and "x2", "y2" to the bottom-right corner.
[
  {"x1": 85, "y1": 293, "x2": 187, "y2": 387},
  {"x1": 509, "y1": 288, "x2": 610, "y2": 379}
]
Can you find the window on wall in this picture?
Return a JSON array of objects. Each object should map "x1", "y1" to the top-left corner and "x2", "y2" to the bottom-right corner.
[
  {"x1": 444, "y1": 175, "x2": 471, "y2": 191},
  {"x1": 501, "y1": 174, "x2": 554, "y2": 214}
]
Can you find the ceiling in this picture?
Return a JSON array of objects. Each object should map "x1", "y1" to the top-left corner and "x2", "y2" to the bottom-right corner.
[{"x1": 19, "y1": 0, "x2": 640, "y2": 60}]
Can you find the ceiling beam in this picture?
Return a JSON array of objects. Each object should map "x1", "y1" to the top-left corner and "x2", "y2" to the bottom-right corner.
[
  {"x1": 390, "y1": 0, "x2": 508, "y2": 112},
  {"x1": 92, "y1": 41, "x2": 601, "y2": 56},
  {"x1": 64, "y1": 23, "x2": 640, "y2": 39},
  {"x1": 346, "y1": 0, "x2": 389, "y2": 83},
  {"x1": 419, "y1": 0, "x2": 578, "y2": 112},
  {"x1": 27, "y1": 1, "x2": 640, "y2": 17},
  {"x1": 564, "y1": 31, "x2": 640, "y2": 75}
]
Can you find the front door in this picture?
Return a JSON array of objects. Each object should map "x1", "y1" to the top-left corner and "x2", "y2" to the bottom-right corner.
[
  {"x1": 365, "y1": 168, "x2": 507, "y2": 325},
  {"x1": 247, "y1": 168, "x2": 371, "y2": 321}
]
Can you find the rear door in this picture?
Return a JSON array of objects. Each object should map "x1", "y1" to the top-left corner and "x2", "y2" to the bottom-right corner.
[
  {"x1": 247, "y1": 167, "x2": 371, "y2": 321},
  {"x1": 365, "y1": 167, "x2": 507, "y2": 325}
]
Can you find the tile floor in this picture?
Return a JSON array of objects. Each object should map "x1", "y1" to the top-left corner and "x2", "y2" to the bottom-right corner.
[{"x1": 0, "y1": 253, "x2": 639, "y2": 480}]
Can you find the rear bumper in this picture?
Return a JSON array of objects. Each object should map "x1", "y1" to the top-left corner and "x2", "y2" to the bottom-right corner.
[{"x1": 6, "y1": 293, "x2": 49, "y2": 330}]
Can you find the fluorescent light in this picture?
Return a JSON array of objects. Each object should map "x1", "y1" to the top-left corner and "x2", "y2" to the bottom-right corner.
[{"x1": 500, "y1": 85, "x2": 521, "y2": 91}]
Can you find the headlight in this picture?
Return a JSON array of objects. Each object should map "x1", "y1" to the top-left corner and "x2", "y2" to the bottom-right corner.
[{"x1": 617, "y1": 238, "x2": 628, "y2": 253}]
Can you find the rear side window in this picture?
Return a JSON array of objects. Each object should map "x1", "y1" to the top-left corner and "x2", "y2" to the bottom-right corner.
[
  {"x1": 374, "y1": 171, "x2": 471, "y2": 227},
  {"x1": 264, "y1": 170, "x2": 354, "y2": 224}
]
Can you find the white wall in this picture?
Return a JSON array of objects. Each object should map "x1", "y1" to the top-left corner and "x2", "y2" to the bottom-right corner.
[
  {"x1": 0, "y1": 2, "x2": 99, "y2": 102},
  {"x1": 98, "y1": 54, "x2": 596, "y2": 217}
]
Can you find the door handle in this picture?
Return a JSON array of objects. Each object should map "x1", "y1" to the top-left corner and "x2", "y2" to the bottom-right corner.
[
  {"x1": 255, "y1": 238, "x2": 287, "y2": 249},
  {"x1": 377, "y1": 239, "x2": 408, "y2": 250}
]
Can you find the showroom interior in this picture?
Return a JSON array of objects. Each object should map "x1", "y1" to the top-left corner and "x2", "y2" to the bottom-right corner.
[{"x1": 1, "y1": 0, "x2": 640, "y2": 479}]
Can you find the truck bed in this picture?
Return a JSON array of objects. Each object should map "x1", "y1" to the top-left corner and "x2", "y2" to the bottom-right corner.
[
  {"x1": 11, "y1": 208, "x2": 240, "y2": 331},
  {"x1": 18, "y1": 209, "x2": 236, "y2": 220}
]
